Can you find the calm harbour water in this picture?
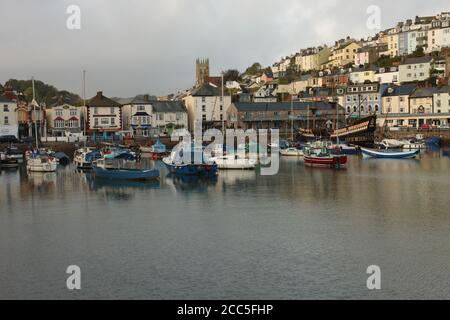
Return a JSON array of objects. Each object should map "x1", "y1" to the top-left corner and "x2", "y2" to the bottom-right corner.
[{"x1": 1, "y1": 151, "x2": 450, "y2": 300}]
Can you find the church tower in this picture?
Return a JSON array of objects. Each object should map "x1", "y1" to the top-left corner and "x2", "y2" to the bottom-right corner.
[{"x1": 196, "y1": 58, "x2": 210, "y2": 86}]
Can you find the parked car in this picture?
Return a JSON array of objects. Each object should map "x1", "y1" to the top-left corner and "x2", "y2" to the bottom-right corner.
[
  {"x1": 0, "y1": 135, "x2": 20, "y2": 143},
  {"x1": 419, "y1": 124, "x2": 432, "y2": 131}
]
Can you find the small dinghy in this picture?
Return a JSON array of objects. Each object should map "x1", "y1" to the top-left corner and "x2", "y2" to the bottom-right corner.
[
  {"x1": 280, "y1": 148, "x2": 303, "y2": 157},
  {"x1": 361, "y1": 148, "x2": 420, "y2": 159}
]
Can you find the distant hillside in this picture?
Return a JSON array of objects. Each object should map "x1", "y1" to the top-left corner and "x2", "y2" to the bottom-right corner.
[
  {"x1": 111, "y1": 94, "x2": 158, "y2": 104},
  {"x1": 1, "y1": 79, "x2": 81, "y2": 106}
]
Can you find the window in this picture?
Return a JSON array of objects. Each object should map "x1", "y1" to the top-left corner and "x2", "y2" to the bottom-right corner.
[
  {"x1": 375, "y1": 105, "x2": 379, "y2": 112},
  {"x1": 94, "y1": 107, "x2": 98, "y2": 115},
  {"x1": 202, "y1": 115, "x2": 206, "y2": 121},
  {"x1": 110, "y1": 118, "x2": 115, "y2": 125},
  {"x1": 110, "y1": 107, "x2": 115, "y2": 115},
  {"x1": 70, "y1": 110, "x2": 77, "y2": 116},
  {"x1": 137, "y1": 105, "x2": 145, "y2": 111},
  {"x1": 202, "y1": 105, "x2": 206, "y2": 112},
  {"x1": 54, "y1": 120, "x2": 64, "y2": 128},
  {"x1": 95, "y1": 118, "x2": 99, "y2": 126},
  {"x1": 220, "y1": 105, "x2": 223, "y2": 111},
  {"x1": 101, "y1": 118, "x2": 109, "y2": 125},
  {"x1": 56, "y1": 110, "x2": 63, "y2": 117},
  {"x1": 202, "y1": 97, "x2": 206, "y2": 103},
  {"x1": 4, "y1": 116, "x2": 9, "y2": 124},
  {"x1": 3, "y1": 105, "x2": 9, "y2": 112}
]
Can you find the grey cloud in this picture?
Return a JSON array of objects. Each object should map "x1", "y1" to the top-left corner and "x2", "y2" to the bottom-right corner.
[{"x1": 0, "y1": 0, "x2": 448, "y2": 97}]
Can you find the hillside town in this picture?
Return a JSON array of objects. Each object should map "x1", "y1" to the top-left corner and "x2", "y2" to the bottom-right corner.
[{"x1": 1, "y1": 11, "x2": 450, "y2": 143}]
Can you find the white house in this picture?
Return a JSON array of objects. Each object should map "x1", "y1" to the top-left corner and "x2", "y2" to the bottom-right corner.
[
  {"x1": 122, "y1": 97, "x2": 189, "y2": 137},
  {"x1": 375, "y1": 67, "x2": 399, "y2": 84},
  {"x1": 183, "y1": 83, "x2": 232, "y2": 131},
  {"x1": 87, "y1": 91, "x2": 122, "y2": 141},
  {"x1": 399, "y1": 56, "x2": 433, "y2": 83},
  {"x1": 46, "y1": 103, "x2": 81, "y2": 136},
  {"x1": 433, "y1": 86, "x2": 450, "y2": 114},
  {"x1": 0, "y1": 96, "x2": 18, "y2": 138}
]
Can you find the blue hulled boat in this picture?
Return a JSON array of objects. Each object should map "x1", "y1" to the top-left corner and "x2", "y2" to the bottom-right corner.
[
  {"x1": 163, "y1": 144, "x2": 218, "y2": 176},
  {"x1": 361, "y1": 148, "x2": 420, "y2": 159},
  {"x1": 443, "y1": 150, "x2": 450, "y2": 157},
  {"x1": 92, "y1": 159, "x2": 159, "y2": 181}
]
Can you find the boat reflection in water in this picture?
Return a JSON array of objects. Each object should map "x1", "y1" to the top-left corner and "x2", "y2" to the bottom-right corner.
[
  {"x1": 26, "y1": 171, "x2": 58, "y2": 188},
  {"x1": 165, "y1": 173, "x2": 218, "y2": 193},
  {"x1": 85, "y1": 172, "x2": 161, "y2": 201}
]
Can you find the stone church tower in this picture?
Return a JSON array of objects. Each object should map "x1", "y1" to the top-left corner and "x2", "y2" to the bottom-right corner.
[{"x1": 196, "y1": 58, "x2": 209, "y2": 86}]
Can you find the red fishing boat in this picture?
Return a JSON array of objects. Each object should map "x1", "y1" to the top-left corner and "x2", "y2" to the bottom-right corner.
[{"x1": 303, "y1": 146, "x2": 347, "y2": 168}]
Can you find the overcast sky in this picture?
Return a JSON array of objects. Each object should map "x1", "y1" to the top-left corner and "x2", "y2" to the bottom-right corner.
[{"x1": 0, "y1": 0, "x2": 448, "y2": 97}]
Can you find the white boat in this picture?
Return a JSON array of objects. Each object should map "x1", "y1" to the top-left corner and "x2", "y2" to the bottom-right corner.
[
  {"x1": 210, "y1": 154, "x2": 257, "y2": 170},
  {"x1": 27, "y1": 155, "x2": 58, "y2": 172},
  {"x1": 74, "y1": 147, "x2": 102, "y2": 169},
  {"x1": 399, "y1": 140, "x2": 426, "y2": 150},
  {"x1": 280, "y1": 148, "x2": 303, "y2": 157},
  {"x1": 361, "y1": 148, "x2": 420, "y2": 159},
  {"x1": 377, "y1": 139, "x2": 404, "y2": 149}
]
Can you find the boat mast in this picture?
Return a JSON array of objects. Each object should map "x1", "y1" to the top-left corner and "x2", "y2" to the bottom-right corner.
[
  {"x1": 291, "y1": 82, "x2": 294, "y2": 142},
  {"x1": 336, "y1": 100, "x2": 340, "y2": 145},
  {"x1": 32, "y1": 77, "x2": 39, "y2": 150},
  {"x1": 82, "y1": 70, "x2": 86, "y2": 147},
  {"x1": 221, "y1": 72, "x2": 225, "y2": 135}
]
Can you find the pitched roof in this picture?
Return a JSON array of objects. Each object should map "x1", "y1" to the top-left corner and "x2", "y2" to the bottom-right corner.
[
  {"x1": 410, "y1": 87, "x2": 440, "y2": 98},
  {"x1": 152, "y1": 101, "x2": 187, "y2": 113},
  {"x1": 88, "y1": 91, "x2": 122, "y2": 108},
  {"x1": 232, "y1": 101, "x2": 338, "y2": 112},
  {"x1": 401, "y1": 56, "x2": 433, "y2": 65},
  {"x1": 191, "y1": 83, "x2": 221, "y2": 96},
  {"x1": 383, "y1": 84, "x2": 417, "y2": 97}
]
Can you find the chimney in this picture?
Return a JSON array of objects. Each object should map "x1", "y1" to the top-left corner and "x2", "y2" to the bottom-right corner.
[{"x1": 96, "y1": 91, "x2": 103, "y2": 98}]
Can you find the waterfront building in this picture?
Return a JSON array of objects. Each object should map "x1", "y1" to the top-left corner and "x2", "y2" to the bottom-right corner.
[
  {"x1": 0, "y1": 96, "x2": 18, "y2": 138},
  {"x1": 226, "y1": 101, "x2": 345, "y2": 132},
  {"x1": 2, "y1": 86, "x2": 29, "y2": 138},
  {"x1": 122, "y1": 95, "x2": 154, "y2": 137},
  {"x1": 122, "y1": 96, "x2": 188, "y2": 137},
  {"x1": 151, "y1": 101, "x2": 188, "y2": 136},
  {"x1": 398, "y1": 56, "x2": 433, "y2": 83},
  {"x1": 343, "y1": 83, "x2": 387, "y2": 117},
  {"x1": 381, "y1": 84, "x2": 417, "y2": 115},
  {"x1": 87, "y1": 91, "x2": 123, "y2": 141},
  {"x1": 183, "y1": 83, "x2": 231, "y2": 131},
  {"x1": 46, "y1": 98, "x2": 81, "y2": 137},
  {"x1": 433, "y1": 86, "x2": 450, "y2": 114}
]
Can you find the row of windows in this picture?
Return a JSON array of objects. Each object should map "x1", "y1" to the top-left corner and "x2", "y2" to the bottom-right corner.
[
  {"x1": 54, "y1": 120, "x2": 79, "y2": 128},
  {"x1": 94, "y1": 118, "x2": 116, "y2": 126},
  {"x1": 346, "y1": 105, "x2": 379, "y2": 113},
  {"x1": 93, "y1": 107, "x2": 117, "y2": 115},
  {"x1": 346, "y1": 95, "x2": 379, "y2": 102},
  {"x1": 347, "y1": 86, "x2": 377, "y2": 93},
  {"x1": 55, "y1": 110, "x2": 78, "y2": 117}
]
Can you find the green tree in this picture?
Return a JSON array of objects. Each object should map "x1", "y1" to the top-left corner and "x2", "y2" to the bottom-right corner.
[
  {"x1": 244, "y1": 62, "x2": 262, "y2": 76},
  {"x1": 223, "y1": 69, "x2": 241, "y2": 82}
]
